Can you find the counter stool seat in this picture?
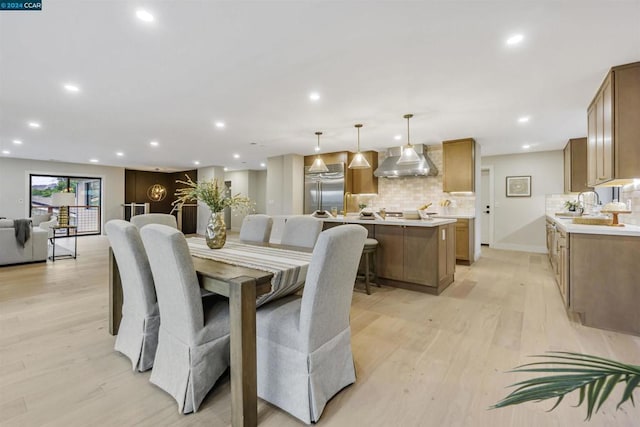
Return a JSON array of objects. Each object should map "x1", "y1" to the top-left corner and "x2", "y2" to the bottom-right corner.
[{"x1": 358, "y1": 238, "x2": 379, "y2": 294}]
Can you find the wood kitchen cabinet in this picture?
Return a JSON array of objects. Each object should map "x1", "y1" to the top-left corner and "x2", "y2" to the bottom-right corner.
[
  {"x1": 563, "y1": 137, "x2": 591, "y2": 193},
  {"x1": 347, "y1": 151, "x2": 379, "y2": 194},
  {"x1": 570, "y1": 233, "x2": 640, "y2": 336},
  {"x1": 442, "y1": 138, "x2": 476, "y2": 192},
  {"x1": 453, "y1": 218, "x2": 475, "y2": 265},
  {"x1": 587, "y1": 62, "x2": 640, "y2": 186},
  {"x1": 376, "y1": 223, "x2": 455, "y2": 294},
  {"x1": 557, "y1": 228, "x2": 569, "y2": 308}
]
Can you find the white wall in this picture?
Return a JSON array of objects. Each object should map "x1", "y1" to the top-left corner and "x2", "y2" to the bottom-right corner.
[
  {"x1": 0, "y1": 157, "x2": 125, "y2": 231},
  {"x1": 482, "y1": 150, "x2": 564, "y2": 253},
  {"x1": 248, "y1": 170, "x2": 267, "y2": 214},
  {"x1": 266, "y1": 154, "x2": 303, "y2": 215},
  {"x1": 224, "y1": 170, "x2": 250, "y2": 231}
]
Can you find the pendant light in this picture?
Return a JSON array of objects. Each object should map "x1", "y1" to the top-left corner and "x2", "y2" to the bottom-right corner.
[
  {"x1": 309, "y1": 131, "x2": 329, "y2": 173},
  {"x1": 348, "y1": 124, "x2": 371, "y2": 169},
  {"x1": 396, "y1": 113, "x2": 420, "y2": 165}
]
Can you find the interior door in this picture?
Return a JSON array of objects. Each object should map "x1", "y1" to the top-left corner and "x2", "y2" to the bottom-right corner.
[{"x1": 480, "y1": 169, "x2": 491, "y2": 245}]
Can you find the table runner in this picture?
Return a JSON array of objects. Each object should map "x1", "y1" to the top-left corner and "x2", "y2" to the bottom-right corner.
[{"x1": 187, "y1": 238, "x2": 312, "y2": 306}]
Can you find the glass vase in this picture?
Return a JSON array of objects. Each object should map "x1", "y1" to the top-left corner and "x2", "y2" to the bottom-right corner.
[{"x1": 205, "y1": 211, "x2": 226, "y2": 249}]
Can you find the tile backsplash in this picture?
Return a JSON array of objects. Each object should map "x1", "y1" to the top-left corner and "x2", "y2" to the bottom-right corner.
[
  {"x1": 620, "y1": 180, "x2": 640, "y2": 226},
  {"x1": 355, "y1": 145, "x2": 476, "y2": 215}
]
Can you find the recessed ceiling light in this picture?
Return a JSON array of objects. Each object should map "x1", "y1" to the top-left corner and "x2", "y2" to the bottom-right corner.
[
  {"x1": 63, "y1": 83, "x2": 80, "y2": 93},
  {"x1": 215, "y1": 121, "x2": 225, "y2": 128},
  {"x1": 89, "y1": 159, "x2": 99, "y2": 163},
  {"x1": 233, "y1": 154, "x2": 240, "y2": 159},
  {"x1": 522, "y1": 144, "x2": 531, "y2": 149},
  {"x1": 136, "y1": 9, "x2": 154, "y2": 22},
  {"x1": 28, "y1": 121, "x2": 41, "y2": 128},
  {"x1": 394, "y1": 135, "x2": 402, "y2": 141},
  {"x1": 116, "y1": 152, "x2": 124, "y2": 156},
  {"x1": 193, "y1": 161, "x2": 200, "y2": 165},
  {"x1": 309, "y1": 92, "x2": 321, "y2": 101},
  {"x1": 223, "y1": 167, "x2": 228, "y2": 172},
  {"x1": 2, "y1": 150, "x2": 10, "y2": 155},
  {"x1": 518, "y1": 116, "x2": 530, "y2": 123},
  {"x1": 260, "y1": 162, "x2": 266, "y2": 168},
  {"x1": 150, "y1": 141, "x2": 159, "y2": 147},
  {"x1": 12, "y1": 139, "x2": 22, "y2": 145},
  {"x1": 506, "y1": 34, "x2": 524, "y2": 46}
]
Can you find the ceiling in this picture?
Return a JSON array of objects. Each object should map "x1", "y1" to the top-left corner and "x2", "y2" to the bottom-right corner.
[{"x1": 1, "y1": 1, "x2": 639, "y2": 172}]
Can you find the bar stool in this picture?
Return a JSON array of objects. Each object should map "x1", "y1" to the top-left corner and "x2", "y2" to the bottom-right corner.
[{"x1": 358, "y1": 238, "x2": 379, "y2": 295}]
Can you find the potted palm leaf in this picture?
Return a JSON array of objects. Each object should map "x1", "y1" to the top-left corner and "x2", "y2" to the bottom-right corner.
[
  {"x1": 493, "y1": 351, "x2": 640, "y2": 420},
  {"x1": 172, "y1": 175, "x2": 252, "y2": 248}
]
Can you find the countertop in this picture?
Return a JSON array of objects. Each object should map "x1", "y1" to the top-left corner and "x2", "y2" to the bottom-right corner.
[
  {"x1": 433, "y1": 214, "x2": 476, "y2": 219},
  {"x1": 323, "y1": 216, "x2": 457, "y2": 227},
  {"x1": 546, "y1": 214, "x2": 640, "y2": 237}
]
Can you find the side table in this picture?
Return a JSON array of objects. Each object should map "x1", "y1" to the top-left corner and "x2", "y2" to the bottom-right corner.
[{"x1": 49, "y1": 225, "x2": 78, "y2": 261}]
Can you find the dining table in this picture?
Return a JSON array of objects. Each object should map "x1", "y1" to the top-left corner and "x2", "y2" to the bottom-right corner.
[{"x1": 108, "y1": 237, "x2": 312, "y2": 427}]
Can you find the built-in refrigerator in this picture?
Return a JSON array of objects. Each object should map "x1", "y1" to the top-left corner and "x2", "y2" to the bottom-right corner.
[{"x1": 304, "y1": 163, "x2": 345, "y2": 214}]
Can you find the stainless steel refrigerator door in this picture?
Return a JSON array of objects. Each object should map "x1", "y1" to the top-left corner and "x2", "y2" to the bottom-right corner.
[
  {"x1": 304, "y1": 177, "x2": 321, "y2": 214},
  {"x1": 304, "y1": 163, "x2": 345, "y2": 214}
]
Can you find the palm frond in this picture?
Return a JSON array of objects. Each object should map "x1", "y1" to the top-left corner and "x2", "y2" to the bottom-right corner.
[{"x1": 491, "y1": 352, "x2": 640, "y2": 420}]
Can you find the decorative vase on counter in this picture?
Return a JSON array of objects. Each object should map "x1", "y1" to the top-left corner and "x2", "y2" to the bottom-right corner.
[{"x1": 205, "y1": 212, "x2": 226, "y2": 249}]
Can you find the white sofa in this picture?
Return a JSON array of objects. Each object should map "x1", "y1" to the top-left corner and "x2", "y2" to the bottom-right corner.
[{"x1": 0, "y1": 219, "x2": 49, "y2": 266}]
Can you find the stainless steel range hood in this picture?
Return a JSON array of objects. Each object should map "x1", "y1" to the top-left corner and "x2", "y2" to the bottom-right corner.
[{"x1": 373, "y1": 144, "x2": 438, "y2": 178}]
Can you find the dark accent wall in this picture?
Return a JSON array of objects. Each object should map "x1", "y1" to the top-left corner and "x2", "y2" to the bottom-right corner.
[{"x1": 124, "y1": 169, "x2": 198, "y2": 234}]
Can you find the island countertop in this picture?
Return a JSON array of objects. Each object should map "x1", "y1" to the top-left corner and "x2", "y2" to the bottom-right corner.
[{"x1": 323, "y1": 216, "x2": 457, "y2": 227}]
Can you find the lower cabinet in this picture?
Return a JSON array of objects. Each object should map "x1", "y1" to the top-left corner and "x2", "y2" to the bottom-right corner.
[
  {"x1": 557, "y1": 228, "x2": 569, "y2": 308},
  {"x1": 376, "y1": 223, "x2": 455, "y2": 294},
  {"x1": 454, "y1": 218, "x2": 475, "y2": 264}
]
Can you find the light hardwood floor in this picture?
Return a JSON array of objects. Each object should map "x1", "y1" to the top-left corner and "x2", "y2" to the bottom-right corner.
[{"x1": 1, "y1": 236, "x2": 639, "y2": 426}]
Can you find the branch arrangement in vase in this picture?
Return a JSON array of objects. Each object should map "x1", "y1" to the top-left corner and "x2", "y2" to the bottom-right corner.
[{"x1": 172, "y1": 175, "x2": 253, "y2": 214}]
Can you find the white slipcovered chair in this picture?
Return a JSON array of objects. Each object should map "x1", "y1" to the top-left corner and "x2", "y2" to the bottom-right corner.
[
  {"x1": 140, "y1": 224, "x2": 230, "y2": 414},
  {"x1": 255, "y1": 224, "x2": 368, "y2": 423},
  {"x1": 239, "y1": 214, "x2": 273, "y2": 243},
  {"x1": 105, "y1": 220, "x2": 160, "y2": 372},
  {"x1": 280, "y1": 216, "x2": 323, "y2": 249},
  {"x1": 130, "y1": 213, "x2": 177, "y2": 229}
]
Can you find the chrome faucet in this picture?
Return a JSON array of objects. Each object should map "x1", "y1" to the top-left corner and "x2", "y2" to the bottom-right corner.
[
  {"x1": 577, "y1": 191, "x2": 600, "y2": 213},
  {"x1": 343, "y1": 192, "x2": 352, "y2": 216}
]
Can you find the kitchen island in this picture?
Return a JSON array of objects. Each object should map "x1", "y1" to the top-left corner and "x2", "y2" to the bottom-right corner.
[
  {"x1": 323, "y1": 216, "x2": 457, "y2": 295},
  {"x1": 546, "y1": 214, "x2": 640, "y2": 336}
]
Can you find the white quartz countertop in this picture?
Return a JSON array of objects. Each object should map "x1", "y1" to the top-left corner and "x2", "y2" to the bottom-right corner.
[
  {"x1": 323, "y1": 216, "x2": 457, "y2": 227},
  {"x1": 547, "y1": 214, "x2": 640, "y2": 237}
]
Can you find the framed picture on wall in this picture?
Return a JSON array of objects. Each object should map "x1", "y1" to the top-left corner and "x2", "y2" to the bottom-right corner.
[{"x1": 506, "y1": 175, "x2": 531, "y2": 197}]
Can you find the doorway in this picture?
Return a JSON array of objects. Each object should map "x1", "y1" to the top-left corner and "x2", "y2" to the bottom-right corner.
[{"x1": 480, "y1": 168, "x2": 493, "y2": 246}]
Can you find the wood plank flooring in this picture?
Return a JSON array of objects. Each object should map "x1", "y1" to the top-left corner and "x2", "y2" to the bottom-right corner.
[{"x1": 1, "y1": 236, "x2": 639, "y2": 426}]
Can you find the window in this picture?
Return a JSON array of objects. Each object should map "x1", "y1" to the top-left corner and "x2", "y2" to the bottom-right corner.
[{"x1": 29, "y1": 174, "x2": 102, "y2": 235}]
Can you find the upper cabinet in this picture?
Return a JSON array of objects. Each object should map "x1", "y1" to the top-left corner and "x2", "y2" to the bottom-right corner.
[
  {"x1": 563, "y1": 137, "x2": 591, "y2": 193},
  {"x1": 348, "y1": 151, "x2": 378, "y2": 194},
  {"x1": 442, "y1": 138, "x2": 476, "y2": 192},
  {"x1": 587, "y1": 62, "x2": 640, "y2": 186}
]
